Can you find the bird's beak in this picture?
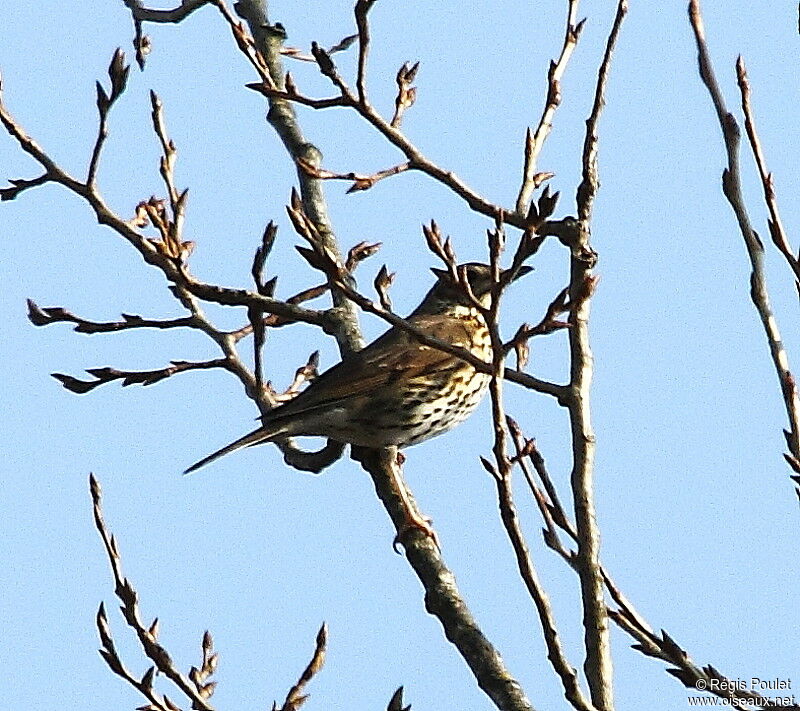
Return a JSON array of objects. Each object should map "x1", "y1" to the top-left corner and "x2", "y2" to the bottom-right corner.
[{"x1": 506, "y1": 265, "x2": 534, "y2": 282}]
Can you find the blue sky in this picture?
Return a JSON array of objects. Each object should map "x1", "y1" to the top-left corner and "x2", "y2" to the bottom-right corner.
[{"x1": 2, "y1": 1, "x2": 799, "y2": 709}]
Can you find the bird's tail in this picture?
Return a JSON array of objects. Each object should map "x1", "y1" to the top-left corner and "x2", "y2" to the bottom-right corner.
[{"x1": 184, "y1": 424, "x2": 286, "y2": 474}]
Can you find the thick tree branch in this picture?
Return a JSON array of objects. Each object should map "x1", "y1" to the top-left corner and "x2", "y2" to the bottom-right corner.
[
  {"x1": 233, "y1": 0, "x2": 364, "y2": 355},
  {"x1": 353, "y1": 448, "x2": 536, "y2": 711}
]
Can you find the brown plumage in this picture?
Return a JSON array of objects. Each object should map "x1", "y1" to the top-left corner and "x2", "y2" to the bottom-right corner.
[{"x1": 185, "y1": 263, "x2": 531, "y2": 474}]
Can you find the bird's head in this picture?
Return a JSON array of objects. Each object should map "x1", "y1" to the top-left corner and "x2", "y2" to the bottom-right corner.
[{"x1": 415, "y1": 262, "x2": 533, "y2": 314}]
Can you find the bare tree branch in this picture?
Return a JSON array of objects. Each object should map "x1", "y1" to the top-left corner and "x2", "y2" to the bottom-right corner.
[
  {"x1": 90, "y1": 474, "x2": 217, "y2": 710},
  {"x1": 689, "y1": 0, "x2": 800, "y2": 480},
  {"x1": 297, "y1": 157, "x2": 412, "y2": 193},
  {"x1": 275, "y1": 623, "x2": 327, "y2": 711},
  {"x1": 354, "y1": 0, "x2": 377, "y2": 104},
  {"x1": 53, "y1": 359, "x2": 230, "y2": 394},
  {"x1": 92, "y1": 475, "x2": 336, "y2": 710},
  {"x1": 27, "y1": 300, "x2": 195, "y2": 334},
  {"x1": 568, "y1": 2, "x2": 628, "y2": 709},
  {"x1": 736, "y1": 58, "x2": 800, "y2": 282},
  {"x1": 515, "y1": 0, "x2": 584, "y2": 215},
  {"x1": 88, "y1": 49, "x2": 129, "y2": 186},
  {"x1": 481, "y1": 222, "x2": 596, "y2": 711},
  {"x1": 247, "y1": 48, "x2": 538, "y2": 231},
  {"x1": 352, "y1": 448, "x2": 536, "y2": 711},
  {"x1": 507, "y1": 423, "x2": 796, "y2": 710}
]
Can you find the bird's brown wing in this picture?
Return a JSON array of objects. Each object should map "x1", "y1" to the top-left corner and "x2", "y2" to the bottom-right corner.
[{"x1": 263, "y1": 314, "x2": 471, "y2": 423}]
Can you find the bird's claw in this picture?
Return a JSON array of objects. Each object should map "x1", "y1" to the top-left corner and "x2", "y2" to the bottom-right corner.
[{"x1": 393, "y1": 513, "x2": 440, "y2": 553}]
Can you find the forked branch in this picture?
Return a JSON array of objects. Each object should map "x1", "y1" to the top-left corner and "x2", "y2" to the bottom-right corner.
[{"x1": 689, "y1": 0, "x2": 800, "y2": 483}]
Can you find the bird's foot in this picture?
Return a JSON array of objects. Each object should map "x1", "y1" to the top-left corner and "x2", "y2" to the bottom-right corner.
[{"x1": 393, "y1": 510, "x2": 440, "y2": 553}]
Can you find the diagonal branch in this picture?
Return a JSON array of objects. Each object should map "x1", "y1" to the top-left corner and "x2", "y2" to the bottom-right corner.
[
  {"x1": 354, "y1": 0, "x2": 377, "y2": 103},
  {"x1": 275, "y1": 623, "x2": 327, "y2": 711},
  {"x1": 91, "y1": 474, "x2": 217, "y2": 710},
  {"x1": 689, "y1": 0, "x2": 800, "y2": 474},
  {"x1": 507, "y1": 425, "x2": 794, "y2": 710},
  {"x1": 736, "y1": 58, "x2": 800, "y2": 282},
  {"x1": 515, "y1": 0, "x2": 584, "y2": 215},
  {"x1": 352, "y1": 447, "x2": 536, "y2": 711},
  {"x1": 247, "y1": 63, "x2": 536, "y2": 231}
]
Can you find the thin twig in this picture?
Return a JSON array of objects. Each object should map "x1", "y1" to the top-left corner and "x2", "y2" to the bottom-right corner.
[
  {"x1": 506, "y1": 420, "x2": 575, "y2": 558},
  {"x1": 52, "y1": 359, "x2": 230, "y2": 394},
  {"x1": 502, "y1": 286, "x2": 571, "y2": 362},
  {"x1": 515, "y1": 0, "x2": 584, "y2": 215},
  {"x1": 88, "y1": 50, "x2": 130, "y2": 186},
  {"x1": 490, "y1": 452, "x2": 596, "y2": 711},
  {"x1": 281, "y1": 33, "x2": 357, "y2": 63},
  {"x1": 354, "y1": 0, "x2": 377, "y2": 104},
  {"x1": 90, "y1": 475, "x2": 217, "y2": 710},
  {"x1": 576, "y1": 0, "x2": 628, "y2": 223},
  {"x1": 229, "y1": 284, "x2": 330, "y2": 340},
  {"x1": 297, "y1": 157, "x2": 411, "y2": 193},
  {"x1": 180, "y1": 274, "x2": 329, "y2": 327},
  {"x1": 248, "y1": 70, "x2": 536, "y2": 231},
  {"x1": 736, "y1": 58, "x2": 799, "y2": 281},
  {"x1": 690, "y1": 0, "x2": 800, "y2": 468},
  {"x1": 150, "y1": 90, "x2": 181, "y2": 208},
  {"x1": 276, "y1": 623, "x2": 327, "y2": 711},
  {"x1": 509, "y1": 424, "x2": 790, "y2": 710},
  {"x1": 27, "y1": 300, "x2": 195, "y2": 334}
]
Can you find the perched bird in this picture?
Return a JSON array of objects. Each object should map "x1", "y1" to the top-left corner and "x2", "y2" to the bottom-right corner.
[{"x1": 185, "y1": 262, "x2": 531, "y2": 474}]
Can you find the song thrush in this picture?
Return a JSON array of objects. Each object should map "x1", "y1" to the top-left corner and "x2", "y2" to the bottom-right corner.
[{"x1": 185, "y1": 262, "x2": 531, "y2": 474}]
